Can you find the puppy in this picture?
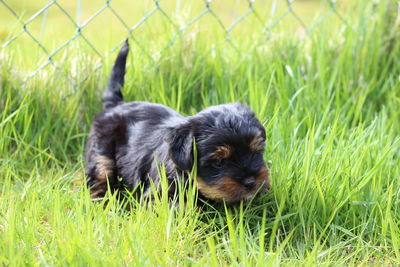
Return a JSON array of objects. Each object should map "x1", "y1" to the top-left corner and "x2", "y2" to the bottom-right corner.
[{"x1": 85, "y1": 41, "x2": 270, "y2": 204}]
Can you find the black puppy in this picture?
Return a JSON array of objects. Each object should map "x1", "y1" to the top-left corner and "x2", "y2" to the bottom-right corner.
[{"x1": 85, "y1": 41, "x2": 270, "y2": 204}]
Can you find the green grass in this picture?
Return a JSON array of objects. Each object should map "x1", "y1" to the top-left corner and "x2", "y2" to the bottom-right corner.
[{"x1": 1, "y1": 0, "x2": 400, "y2": 265}]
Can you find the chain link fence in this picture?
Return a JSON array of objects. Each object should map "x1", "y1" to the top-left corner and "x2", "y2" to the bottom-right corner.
[{"x1": 0, "y1": 0, "x2": 388, "y2": 84}]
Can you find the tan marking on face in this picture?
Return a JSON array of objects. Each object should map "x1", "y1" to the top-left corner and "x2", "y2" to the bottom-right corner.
[
  {"x1": 197, "y1": 164, "x2": 270, "y2": 203},
  {"x1": 212, "y1": 145, "x2": 234, "y2": 160},
  {"x1": 197, "y1": 177, "x2": 245, "y2": 203},
  {"x1": 255, "y1": 165, "x2": 271, "y2": 193},
  {"x1": 250, "y1": 136, "x2": 264, "y2": 152},
  {"x1": 96, "y1": 155, "x2": 115, "y2": 181}
]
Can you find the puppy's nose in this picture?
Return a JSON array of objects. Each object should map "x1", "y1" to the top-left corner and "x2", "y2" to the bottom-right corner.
[{"x1": 243, "y1": 177, "x2": 256, "y2": 189}]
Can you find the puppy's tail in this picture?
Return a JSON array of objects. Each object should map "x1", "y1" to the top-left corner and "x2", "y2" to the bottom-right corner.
[{"x1": 103, "y1": 40, "x2": 129, "y2": 110}]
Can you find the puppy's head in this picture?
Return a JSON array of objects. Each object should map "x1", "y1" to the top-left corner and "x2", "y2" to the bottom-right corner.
[{"x1": 168, "y1": 103, "x2": 270, "y2": 204}]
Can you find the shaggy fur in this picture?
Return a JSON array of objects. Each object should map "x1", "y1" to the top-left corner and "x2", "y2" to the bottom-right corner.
[{"x1": 85, "y1": 41, "x2": 270, "y2": 204}]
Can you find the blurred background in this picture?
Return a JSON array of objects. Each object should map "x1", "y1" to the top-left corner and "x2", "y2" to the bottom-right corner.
[{"x1": 1, "y1": 0, "x2": 353, "y2": 79}]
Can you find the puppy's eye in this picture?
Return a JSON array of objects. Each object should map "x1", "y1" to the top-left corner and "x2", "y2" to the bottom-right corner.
[{"x1": 212, "y1": 159, "x2": 224, "y2": 168}]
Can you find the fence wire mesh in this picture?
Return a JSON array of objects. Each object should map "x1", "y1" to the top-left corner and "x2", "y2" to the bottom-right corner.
[{"x1": 0, "y1": 0, "x2": 387, "y2": 85}]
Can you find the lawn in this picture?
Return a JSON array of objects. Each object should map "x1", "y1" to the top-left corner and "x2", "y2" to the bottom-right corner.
[{"x1": 1, "y1": 0, "x2": 400, "y2": 265}]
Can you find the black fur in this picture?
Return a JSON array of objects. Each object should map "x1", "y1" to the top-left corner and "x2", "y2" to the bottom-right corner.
[{"x1": 85, "y1": 41, "x2": 270, "y2": 204}]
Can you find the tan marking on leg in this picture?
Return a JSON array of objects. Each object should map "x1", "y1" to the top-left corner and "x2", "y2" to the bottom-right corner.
[
  {"x1": 96, "y1": 155, "x2": 115, "y2": 181},
  {"x1": 90, "y1": 188, "x2": 106, "y2": 199}
]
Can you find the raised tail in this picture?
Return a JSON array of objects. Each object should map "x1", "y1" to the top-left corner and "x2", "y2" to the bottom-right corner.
[{"x1": 102, "y1": 40, "x2": 129, "y2": 110}]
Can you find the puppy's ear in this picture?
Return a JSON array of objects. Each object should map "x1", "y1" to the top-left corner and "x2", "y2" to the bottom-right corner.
[{"x1": 167, "y1": 125, "x2": 193, "y2": 171}]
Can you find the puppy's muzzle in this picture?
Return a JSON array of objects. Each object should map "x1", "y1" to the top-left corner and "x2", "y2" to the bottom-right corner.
[{"x1": 197, "y1": 164, "x2": 270, "y2": 204}]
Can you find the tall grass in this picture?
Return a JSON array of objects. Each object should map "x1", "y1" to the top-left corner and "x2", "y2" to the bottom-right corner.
[{"x1": 1, "y1": 1, "x2": 400, "y2": 265}]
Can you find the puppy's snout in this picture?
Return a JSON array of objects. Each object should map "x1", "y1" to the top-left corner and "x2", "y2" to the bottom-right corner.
[{"x1": 243, "y1": 177, "x2": 256, "y2": 189}]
